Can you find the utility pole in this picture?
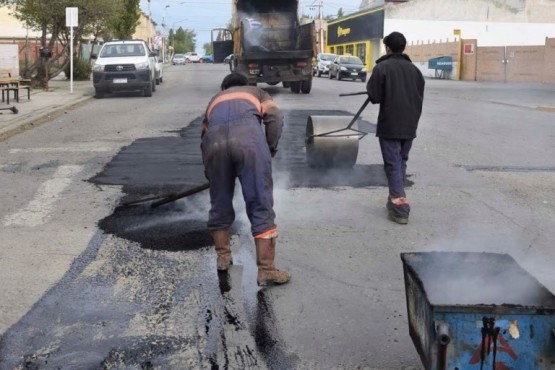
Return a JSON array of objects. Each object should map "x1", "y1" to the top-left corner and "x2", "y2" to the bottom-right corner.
[
  {"x1": 310, "y1": 0, "x2": 325, "y2": 54},
  {"x1": 319, "y1": 0, "x2": 324, "y2": 54}
]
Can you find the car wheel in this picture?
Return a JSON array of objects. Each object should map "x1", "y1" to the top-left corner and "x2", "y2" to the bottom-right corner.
[
  {"x1": 317, "y1": 70, "x2": 322, "y2": 77},
  {"x1": 94, "y1": 88, "x2": 103, "y2": 99},
  {"x1": 282, "y1": 81, "x2": 291, "y2": 88},
  {"x1": 301, "y1": 79, "x2": 312, "y2": 94},
  {"x1": 156, "y1": 78, "x2": 160, "y2": 85},
  {"x1": 329, "y1": 70, "x2": 333, "y2": 79},
  {"x1": 160, "y1": 77, "x2": 163, "y2": 83},
  {"x1": 144, "y1": 82, "x2": 153, "y2": 97},
  {"x1": 337, "y1": 74, "x2": 342, "y2": 81},
  {"x1": 361, "y1": 77, "x2": 366, "y2": 83},
  {"x1": 152, "y1": 78, "x2": 156, "y2": 92},
  {"x1": 290, "y1": 81, "x2": 301, "y2": 93}
]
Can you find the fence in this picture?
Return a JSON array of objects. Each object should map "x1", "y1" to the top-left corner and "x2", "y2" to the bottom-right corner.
[{"x1": 405, "y1": 37, "x2": 555, "y2": 84}]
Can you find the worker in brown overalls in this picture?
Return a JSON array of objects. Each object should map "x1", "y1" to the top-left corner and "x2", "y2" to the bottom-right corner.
[{"x1": 201, "y1": 73, "x2": 290, "y2": 286}]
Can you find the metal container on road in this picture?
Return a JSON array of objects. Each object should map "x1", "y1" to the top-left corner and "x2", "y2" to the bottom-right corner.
[{"x1": 401, "y1": 251, "x2": 555, "y2": 370}]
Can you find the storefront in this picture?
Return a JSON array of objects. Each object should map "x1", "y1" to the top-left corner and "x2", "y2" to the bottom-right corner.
[{"x1": 326, "y1": 7, "x2": 384, "y2": 69}]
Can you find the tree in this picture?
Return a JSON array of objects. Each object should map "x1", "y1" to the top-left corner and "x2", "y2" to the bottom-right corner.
[
  {"x1": 0, "y1": 0, "x2": 138, "y2": 85},
  {"x1": 203, "y1": 42, "x2": 212, "y2": 55},
  {"x1": 172, "y1": 26, "x2": 196, "y2": 54},
  {"x1": 108, "y1": 0, "x2": 140, "y2": 40}
]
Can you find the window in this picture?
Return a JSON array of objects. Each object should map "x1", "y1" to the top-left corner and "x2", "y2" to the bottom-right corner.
[
  {"x1": 346, "y1": 45, "x2": 354, "y2": 55},
  {"x1": 337, "y1": 46, "x2": 344, "y2": 55}
]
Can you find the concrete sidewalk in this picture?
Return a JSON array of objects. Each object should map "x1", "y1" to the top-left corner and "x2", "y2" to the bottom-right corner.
[{"x1": 0, "y1": 79, "x2": 93, "y2": 141}]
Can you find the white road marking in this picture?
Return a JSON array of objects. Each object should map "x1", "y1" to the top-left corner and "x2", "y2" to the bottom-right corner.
[
  {"x1": 3, "y1": 165, "x2": 83, "y2": 227},
  {"x1": 9, "y1": 144, "x2": 113, "y2": 153}
]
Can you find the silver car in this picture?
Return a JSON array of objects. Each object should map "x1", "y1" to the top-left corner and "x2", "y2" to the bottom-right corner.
[
  {"x1": 172, "y1": 54, "x2": 186, "y2": 65},
  {"x1": 314, "y1": 53, "x2": 337, "y2": 77}
]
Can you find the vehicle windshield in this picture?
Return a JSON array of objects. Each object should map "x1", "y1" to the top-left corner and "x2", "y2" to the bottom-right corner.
[
  {"x1": 320, "y1": 54, "x2": 336, "y2": 61},
  {"x1": 174, "y1": 54, "x2": 185, "y2": 59},
  {"x1": 341, "y1": 57, "x2": 363, "y2": 65},
  {"x1": 100, "y1": 44, "x2": 145, "y2": 58}
]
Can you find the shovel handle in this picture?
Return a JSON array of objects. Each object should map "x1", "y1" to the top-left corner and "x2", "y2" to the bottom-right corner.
[{"x1": 339, "y1": 91, "x2": 367, "y2": 96}]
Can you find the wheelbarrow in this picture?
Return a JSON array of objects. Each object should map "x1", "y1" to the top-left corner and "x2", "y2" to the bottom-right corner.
[{"x1": 305, "y1": 91, "x2": 370, "y2": 168}]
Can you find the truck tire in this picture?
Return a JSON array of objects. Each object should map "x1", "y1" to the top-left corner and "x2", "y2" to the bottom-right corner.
[
  {"x1": 301, "y1": 79, "x2": 312, "y2": 94},
  {"x1": 290, "y1": 81, "x2": 301, "y2": 93},
  {"x1": 144, "y1": 82, "x2": 153, "y2": 97}
]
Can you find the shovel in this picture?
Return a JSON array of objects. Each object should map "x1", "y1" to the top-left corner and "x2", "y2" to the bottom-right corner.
[{"x1": 122, "y1": 182, "x2": 210, "y2": 209}]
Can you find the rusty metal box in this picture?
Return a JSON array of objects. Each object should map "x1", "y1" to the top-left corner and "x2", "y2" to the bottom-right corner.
[{"x1": 401, "y1": 252, "x2": 555, "y2": 370}]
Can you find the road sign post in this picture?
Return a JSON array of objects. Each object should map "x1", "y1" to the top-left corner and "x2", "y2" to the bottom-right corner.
[{"x1": 66, "y1": 7, "x2": 78, "y2": 93}]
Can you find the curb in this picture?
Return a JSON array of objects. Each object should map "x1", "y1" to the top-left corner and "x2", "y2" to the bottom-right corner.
[{"x1": 0, "y1": 95, "x2": 93, "y2": 142}]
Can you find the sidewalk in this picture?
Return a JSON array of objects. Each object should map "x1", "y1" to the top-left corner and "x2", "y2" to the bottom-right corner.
[{"x1": 0, "y1": 79, "x2": 93, "y2": 141}]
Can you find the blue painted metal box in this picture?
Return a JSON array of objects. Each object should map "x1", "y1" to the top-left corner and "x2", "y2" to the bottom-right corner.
[{"x1": 401, "y1": 252, "x2": 555, "y2": 370}]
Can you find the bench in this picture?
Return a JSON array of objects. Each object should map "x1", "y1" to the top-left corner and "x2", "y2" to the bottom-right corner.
[{"x1": 0, "y1": 75, "x2": 31, "y2": 103}]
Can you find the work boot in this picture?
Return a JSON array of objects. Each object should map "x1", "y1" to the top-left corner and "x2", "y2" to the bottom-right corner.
[
  {"x1": 255, "y1": 237, "x2": 290, "y2": 286},
  {"x1": 211, "y1": 229, "x2": 232, "y2": 271},
  {"x1": 386, "y1": 197, "x2": 410, "y2": 225}
]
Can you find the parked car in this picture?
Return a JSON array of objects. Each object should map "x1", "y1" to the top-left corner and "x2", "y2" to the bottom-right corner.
[
  {"x1": 172, "y1": 54, "x2": 186, "y2": 65},
  {"x1": 154, "y1": 56, "x2": 163, "y2": 85},
  {"x1": 91, "y1": 39, "x2": 157, "y2": 98},
  {"x1": 223, "y1": 54, "x2": 233, "y2": 64},
  {"x1": 313, "y1": 52, "x2": 337, "y2": 77},
  {"x1": 329, "y1": 55, "x2": 367, "y2": 82},
  {"x1": 185, "y1": 52, "x2": 202, "y2": 63},
  {"x1": 200, "y1": 55, "x2": 213, "y2": 63}
]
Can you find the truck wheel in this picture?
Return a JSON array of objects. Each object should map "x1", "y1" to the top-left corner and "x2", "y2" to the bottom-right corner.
[
  {"x1": 301, "y1": 79, "x2": 312, "y2": 94},
  {"x1": 290, "y1": 81, "x2": 301, "y2": 93},
  {"x1": 144, "y1": 82, "x2": 153, "y2": 97}
]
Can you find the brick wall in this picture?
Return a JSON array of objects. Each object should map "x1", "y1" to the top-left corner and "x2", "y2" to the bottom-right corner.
[
  {"x1": 544, "y1": 38, "x2": 555, "y2": 85},
  {"x1": 402, "y1": 37, "x2": 554, "y2": 84}
]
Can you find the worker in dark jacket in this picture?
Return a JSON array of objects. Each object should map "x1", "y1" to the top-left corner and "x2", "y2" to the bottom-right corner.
[
  {"x1": 201, "y1": 72, "x2": 290, "y2": 286},
  {"x1": 366, "y1": 31, "x2": 425, "y2": 224}
]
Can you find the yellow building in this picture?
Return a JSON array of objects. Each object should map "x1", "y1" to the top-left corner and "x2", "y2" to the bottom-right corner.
[
  {"x1": 326, "y1": 7, "x2": 384, "y2": 69},
  {"x1": 133, "y1": 11, "x2": 157, "y2": 48}
]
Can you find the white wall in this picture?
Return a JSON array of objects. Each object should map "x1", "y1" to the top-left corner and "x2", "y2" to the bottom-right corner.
[
  {"x1": 385, "y1": 19, "x2": 555, "y2": 46},
  {"x1": 0, "y1": 44, "x2": 19, "y2": 76}
]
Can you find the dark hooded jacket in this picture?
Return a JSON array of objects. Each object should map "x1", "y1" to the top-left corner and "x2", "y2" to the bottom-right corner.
[{"x1": 366, "y1": 53, "x2": 425, "y2": 139}]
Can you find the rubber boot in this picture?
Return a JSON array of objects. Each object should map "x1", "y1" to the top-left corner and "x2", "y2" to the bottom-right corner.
[
  {"x1": 211, "y1": 229, "x2": 232, "y2": 271},
  {"x1": 255, "y1": 238, "x2": 290, "y2": 286}
]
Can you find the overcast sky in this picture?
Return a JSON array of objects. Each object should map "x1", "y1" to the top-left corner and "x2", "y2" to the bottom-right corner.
[{"x1": 140, "y1": 0, "x2": 365, "y2": 54}]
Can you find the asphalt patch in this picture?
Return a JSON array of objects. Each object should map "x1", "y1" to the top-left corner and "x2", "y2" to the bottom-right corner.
[{"x1": 90, "y1": 109, "x2": 407, "y2": 251}]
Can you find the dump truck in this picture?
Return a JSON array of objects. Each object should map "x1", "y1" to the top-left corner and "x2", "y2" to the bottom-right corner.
[{"x1": 213, "y1": 0, "x2": 315, "y2": 94}]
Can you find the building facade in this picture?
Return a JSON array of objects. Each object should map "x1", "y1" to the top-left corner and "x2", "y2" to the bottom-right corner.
[{"x1": 326, "y1": 7, "x2": 385, "y2": 69}]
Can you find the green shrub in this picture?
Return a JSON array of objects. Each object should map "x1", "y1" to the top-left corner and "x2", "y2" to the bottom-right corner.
[{"x1": 64, "y1": 58, "x2": 92, "y2": 80}]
